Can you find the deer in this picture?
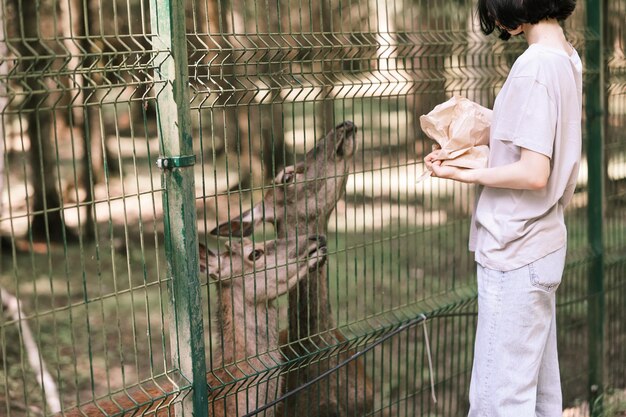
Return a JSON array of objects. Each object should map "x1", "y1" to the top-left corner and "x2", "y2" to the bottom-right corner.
[
  {"x1": 200, "y1": 234, "x2": 328, "y2": 416},
  {"x1": 57, "y1": 234, "x2": 327, "y2": 417},
  {"x1": 211, "y1": 121, "x2": 376, "y2": 416}
]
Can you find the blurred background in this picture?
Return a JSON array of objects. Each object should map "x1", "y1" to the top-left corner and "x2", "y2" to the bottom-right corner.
[{"x1": 0, "y1": 0, "x2": 624, "y2": 415}]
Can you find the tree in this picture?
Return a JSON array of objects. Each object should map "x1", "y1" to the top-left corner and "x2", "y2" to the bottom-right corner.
[
  {"x1": 11, "y1": 0, "x2": 77, "y2": 243},
  {"x1": 59, "y1": 0, "x2": 98, "y2": 240},
  {"x1": 0, "y1": 0, "x2": 8, "y2": 253}
]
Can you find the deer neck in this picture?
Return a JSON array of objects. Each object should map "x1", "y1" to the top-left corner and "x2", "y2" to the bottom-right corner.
[
  {"x1": 216, "y1": 284, "x2": 280, "y2": 364},
  {"x1": 288, "y1": 264, "x2": 334, "y2": 342},
  {"x1": 278, "y1": 220, "x2": 335, "y2": 341},
  {"x1": 207, "y1": 284, "x2": 282, "y2": 417},
  {"x1": 276, "y1": 198, "x2": 345, "y2": 342}
]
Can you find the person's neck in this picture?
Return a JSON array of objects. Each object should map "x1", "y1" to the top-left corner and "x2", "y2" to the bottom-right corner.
[{"x1": 522, "y1": 19, "x2": 572, "y2": 54}]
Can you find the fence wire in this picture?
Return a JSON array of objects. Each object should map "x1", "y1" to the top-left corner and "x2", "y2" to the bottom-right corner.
[{"x1": 0, "y1": 0, "x2": 624, "y2": 416}]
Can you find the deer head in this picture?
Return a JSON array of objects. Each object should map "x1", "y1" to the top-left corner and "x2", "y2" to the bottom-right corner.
[
  {"x1": 210, "y1": 121, "x2": 357, "y2": 237},
  {"x1": 199, "y1": 235, "x2": 327, "y2": 303}
]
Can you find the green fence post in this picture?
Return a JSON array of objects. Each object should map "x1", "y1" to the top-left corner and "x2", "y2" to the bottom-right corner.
[
  {"x1": 585, "y1": 0, "x2": 605, "y2": 415},
  {"x1": 149, "y1": 1, "x2": 208, "y2": 416}
]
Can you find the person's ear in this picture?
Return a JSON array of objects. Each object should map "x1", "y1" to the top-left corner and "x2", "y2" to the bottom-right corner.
[{"x1": 508, "y1": 24, "x2": 524, "y2": 36}]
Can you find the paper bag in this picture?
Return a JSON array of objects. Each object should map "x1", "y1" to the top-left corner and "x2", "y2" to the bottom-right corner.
[{"x1": 419, "y1": 95, "x2": 492, "y2": 170}]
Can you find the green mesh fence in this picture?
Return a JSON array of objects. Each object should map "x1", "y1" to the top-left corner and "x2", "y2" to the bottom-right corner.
[{"x1": 0, "y1": 0, "x2": 624, "y2": 416}]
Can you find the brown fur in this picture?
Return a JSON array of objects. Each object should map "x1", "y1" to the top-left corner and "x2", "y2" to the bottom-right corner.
[
  {"x1": 201, "y1": 235, "x2": 326, "y2": 416},
  {"x1": 212, "y1": 122, "x2": 376, "y2": 416}
]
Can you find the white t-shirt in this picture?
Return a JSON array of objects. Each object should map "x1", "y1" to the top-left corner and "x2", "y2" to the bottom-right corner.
[{"x1": 469, "y1": 43, "x2": 583, "y2": 271}]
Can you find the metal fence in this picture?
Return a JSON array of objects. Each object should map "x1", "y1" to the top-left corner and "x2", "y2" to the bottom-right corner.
[{"x1": 0, "y1": 0, "x2": 624, "y2": 416}]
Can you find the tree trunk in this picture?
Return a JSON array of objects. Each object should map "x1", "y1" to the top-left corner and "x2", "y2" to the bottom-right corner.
[
  {"x1": 406, "y1": 3, "x2": 463, "y2": 157},
  {"x1": 315, "y1": 0, "x2": 337, "y2": 135},
  {"x1": 60, "y1": 0, "x2": 97, "y2": 240},
  {"x1": 15, "y1": 0, "x2": 77, "y2": 242},
  {"x1": 256, "y1": 0, "x2": 287, "y2": 176},
  {"x1": 0, "y1": 0, "x2": 8, "y2": 254},
  {"x1": 202, "y1": 0, "x2": 281, "y2": 189},
  {"x1": 84, "y1": 0, "x2": 106, "y2": 185}
]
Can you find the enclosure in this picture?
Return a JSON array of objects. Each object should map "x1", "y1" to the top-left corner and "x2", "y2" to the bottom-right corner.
[{"x1": 0, "y1": 0, "x2": 624, "y2": 416}]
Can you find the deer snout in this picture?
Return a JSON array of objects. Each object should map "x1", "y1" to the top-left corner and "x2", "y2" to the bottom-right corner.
[
  {"x1": 305, "y1": 235, "x2": 328, "y2": 271},
  {"x1": 198, "y1": 243, "x2": 212, "y2": 273},
  {"x1": 198, "y1": 242, "x2": 226, "y2": 280},
  {"x1": 335, "y1": 120, "x2": 356, "y2": 134},
  {"x1": 308, "y1": 234, "x2": 327, "y2": 247},
  {"x1": 334, "y1": 120, "x2": 357, "y2": 158}
]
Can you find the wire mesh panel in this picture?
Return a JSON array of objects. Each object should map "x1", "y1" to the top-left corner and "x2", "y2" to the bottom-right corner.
[
  {"x1": 0, "y1": 0, "x2": 624, "y2": 416},
  {"x1": 603, "y1": 0, "x2": 626, "y2": 413},
  {"x1": 190, "y1": 1, "x2": 482, "y2": 415},
  {"x1": 0, "y1": 0, "x2": 187, "y2": 415},
  {"x1": 190, "y1": 0, "x2": 624, "y2": 415}
]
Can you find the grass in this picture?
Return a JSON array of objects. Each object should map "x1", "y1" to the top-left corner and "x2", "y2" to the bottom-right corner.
[
  {"x1": 2, "y1": 204, "x2": 625, "y2": 416},
  {"x1": 0, "y1": 233, "x2": 172, "y2": 415}
]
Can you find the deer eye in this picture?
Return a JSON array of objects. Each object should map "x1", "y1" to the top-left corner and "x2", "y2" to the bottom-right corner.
[
  {"x1": 248, "y1": 249, "x2": 264, "y2": 261},
  {"x1": 281, "y1": 171, "x2": 295, "y2": 184}
]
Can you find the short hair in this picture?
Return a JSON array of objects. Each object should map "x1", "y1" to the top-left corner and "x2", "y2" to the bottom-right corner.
[{"x1": 477, "y1": 0, "x2": 577, "y2": 40}]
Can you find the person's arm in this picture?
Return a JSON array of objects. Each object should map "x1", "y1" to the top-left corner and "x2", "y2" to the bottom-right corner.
[{"x1": 424, "y1": 147, "x2": 550, "y2": 190}]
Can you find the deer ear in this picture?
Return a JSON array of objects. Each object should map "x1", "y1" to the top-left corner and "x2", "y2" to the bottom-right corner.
[
  {"x1": 237, "y1": 213, "x2": 256, "y2": 237},
  {"x1": 209, "y1": 203, "x2": 273, "y2": 237},
  {"x1": 239, "y1": 204, "x2": 272, "y2": 234},
  {"x1": 210, "y1": 206, "x2": 257, "y2": 236},
  {"x1": 210, "y1": 219, "x2": 248, "y2": 237}
]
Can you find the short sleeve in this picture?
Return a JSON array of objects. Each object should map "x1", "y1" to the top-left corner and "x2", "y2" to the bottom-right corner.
[{"x1": 491, "y1": 77, "x2": 557, "y2": 158}]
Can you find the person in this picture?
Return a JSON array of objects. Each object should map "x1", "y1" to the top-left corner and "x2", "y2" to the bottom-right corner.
[{"x1": 424, "y1": 0, "x2": 582, "y2": 416}]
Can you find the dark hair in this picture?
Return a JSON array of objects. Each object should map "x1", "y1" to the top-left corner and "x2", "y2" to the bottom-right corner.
[{"x1": 477, "y1": 0, "x2": 576, "y2": 40}]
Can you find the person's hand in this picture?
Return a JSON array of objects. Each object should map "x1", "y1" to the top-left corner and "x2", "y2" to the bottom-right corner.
[
  {"x1": 424, "y1": 149, "x2": 443, "y2": 172},
  {"x1": 430, "y1": 163, "x2": 469, "y2": 182},
  {"x1": 424, "y1": 150, "x2": 474, "y2": 183}
]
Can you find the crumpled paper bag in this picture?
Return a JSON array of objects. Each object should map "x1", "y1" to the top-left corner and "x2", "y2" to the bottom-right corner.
[{"x1": 418, "y1": 96, "x2": 492, "y2": 180}]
